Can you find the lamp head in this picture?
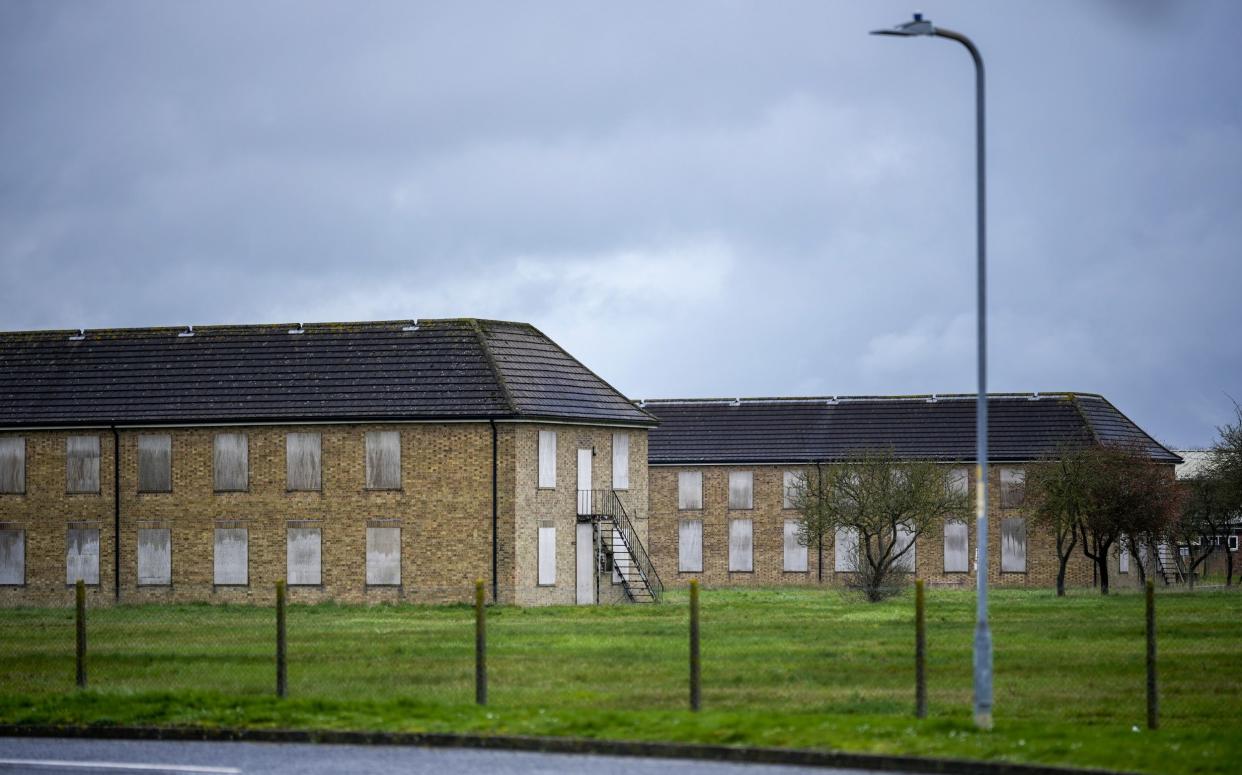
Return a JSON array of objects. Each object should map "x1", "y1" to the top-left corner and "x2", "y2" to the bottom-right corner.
[{"x1": 871, "y1": 12, "x2": 935, "y2": 37}]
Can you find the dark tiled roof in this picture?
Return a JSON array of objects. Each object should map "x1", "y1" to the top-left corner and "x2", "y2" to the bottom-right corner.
[
  {"x1": 0, "y1": 318, "x2": 656, "y2": 428},
  {"x1": 643, "y1": 393, "x2": 1180, "y2": 465}
]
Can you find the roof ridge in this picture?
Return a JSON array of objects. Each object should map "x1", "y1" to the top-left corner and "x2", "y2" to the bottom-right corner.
[
  {"x1": 1073, "y1": 393, "x2": 1182, "y2": 462},
  {"x1": 642, "y1": 392, "x2": 1104, "y2": 405},
  {"x1": 466, "y1": 320, "x2": 519, "y2": 416}
]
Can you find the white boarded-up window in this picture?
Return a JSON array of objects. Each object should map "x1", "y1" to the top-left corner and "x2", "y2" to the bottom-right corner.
[
  {"x1": 729, "y1": 518, "x2": 753, "y2": 572},
  {"x1": 286, "y1": 527, "x2": 322, "y2": 585},
  {"x1": 1000, "y1": 467, "x2": 1026, "y2": 509},
  {"x1": 612, "y1": 432, "x2": 630, "y2": 490},
  {"x1": 286, "y1": 433, "x2": 322, "y2": 491},
  {"x1": 944, "y1": 520, "x2": 969, "y2": 573},
  {"x1": 137, "y1": 528, "x2": 171, "y2": 585},
  {"x1": 728, "y1": 471, "x2": 753, "y2": 510},
  {"x1": 1118, "y1": 543, "x2": 1130, "y2": 574},
  {"x1": 784, "y1": 520, "x2": 807, "y2": 572},
  {"x1": 137, "y1": 434, "x2": 172, "y2": 493},
  {"x1": 213, "y1": 434, "x2": 248, "y2": 492},
  {"x1": 213, "y1": 528, "x2": 248, "y2": 585},
  {"x1": 66, "y1": 527, "x2": 100, "y2": 584},
  {"x1": 538, "y1": 431, "x2": 557, "y2": 489},
  {"x1": 365, "y1": 431, "x2": 401, "y2": 490},
  {"x1": 0, "y1": 528, "x2": 25, "y2": 585},
  {"x1": 678, "y1": 471, "x2": 703, "y2": 510},
  {"x1": 947, "y1": 467, "x2": 969, "y2": 496},
  {"x1": 678, "y1": 519, "x2": 703, "y2": 572},
  {"x1": 895, "y1": 524, "x2": 916, "y2": 572},
  {"x1": 538, "y1": 521, "x2": 556, "y2": 585},
  {"x1": 366, "y1": 526, "x2": 401, "y2": 585},
  {"x1": 0, "y1": 438, "x2": 25, "y2": 494},
  {"x1": 66, "y1": 436, "x2": 100, "y2": 494},
  {"x1": 783, "y1": 471, "x2": 798, "y2": 509},
  {"x1": 1001, "y1": 517, "x2": 1027, "y2": 572},
  {"x1": 834, "y1": 527, "x2": 858, "y2": 572}
]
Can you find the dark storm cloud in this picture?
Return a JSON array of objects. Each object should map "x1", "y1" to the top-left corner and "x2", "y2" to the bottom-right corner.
[{"x1": 1, "y1": 0, "x2": 1238, "y2": 446}]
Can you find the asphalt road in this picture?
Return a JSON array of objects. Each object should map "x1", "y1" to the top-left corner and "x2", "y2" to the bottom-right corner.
[{"x1": 0, "y1": 737, "x2": 903, "y2": 774}]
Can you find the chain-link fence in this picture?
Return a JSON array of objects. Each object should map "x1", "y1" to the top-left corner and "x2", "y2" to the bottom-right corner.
[{"x1": 2, "y1": 580, "x2": 1238, "y2": 731}]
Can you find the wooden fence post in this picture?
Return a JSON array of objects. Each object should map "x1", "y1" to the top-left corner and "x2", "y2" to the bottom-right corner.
[
  {"x1": 915, "y1": 578, "x2": 927, "y2": 719},
  {"x1": 276, "y1": 580, "x2": 287, "y2": 698},
  {"x1": 475, "y1": 579, "x2": 487, "y2": 706},
  {"x1": 1146, "y1": 579, "x2": 1158, "y2": 730},
  {"x1": 689, "y1": 579, "x2": 701, "y2": 712},
  {"x1": 75, "y1": 579, "x2": 87, "y2": 689}
]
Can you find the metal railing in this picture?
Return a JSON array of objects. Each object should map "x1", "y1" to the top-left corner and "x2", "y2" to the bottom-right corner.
[{"x1": 579, "y1": 489, "x2": 663, "y2": 603}]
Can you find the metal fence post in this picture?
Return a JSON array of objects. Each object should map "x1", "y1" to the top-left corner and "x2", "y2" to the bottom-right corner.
[
  {"x1": 276, "y1": 580, "x2": 287, "y2": 698},
  {"x1": 689, "y1": 579, "x2": 701, "y2": 712},
  {"x1": 75, "y1": 579, "x2": 87, "y2": 689},
  {"x1": 915, "y1": 578, "x2": 927, "y2": 719},
  {"x1": 1146, "y1": 579, "x2": 1158, "y2": 730},
  {"x1": 475, "y1": 579, "x2": 487, "y2": 706}
]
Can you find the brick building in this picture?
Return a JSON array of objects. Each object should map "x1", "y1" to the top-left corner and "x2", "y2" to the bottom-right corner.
[
  {"x1": 0, "y1": 319, "x2": 660, "y2": 607},
  {"x1": 641, "y1": 394, "x2": 1181, "y2": 591},
  {"x1": 0, "y1": 317, "x2": 1182, "y2": 605}
]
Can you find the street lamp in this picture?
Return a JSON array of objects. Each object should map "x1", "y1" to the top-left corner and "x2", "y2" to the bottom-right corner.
[{"x1": 871, "y1": 12, "x2": 992, "y2": 730}]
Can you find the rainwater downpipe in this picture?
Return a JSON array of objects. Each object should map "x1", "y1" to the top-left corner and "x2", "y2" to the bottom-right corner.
[
  {"x1": 490, "y1": 420, "x2": 498, "y2": 603},
  {"x1": 112, "y1": 425, "x2": 120, "y2": 602}
]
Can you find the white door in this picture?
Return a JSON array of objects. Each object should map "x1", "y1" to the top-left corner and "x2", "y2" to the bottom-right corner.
[
  {"x1": 577, "y1": 448, "x2": 593, "y2": 515},
  {"x1": 576, "y1": 522, "x2": 595, "y2": 604}
]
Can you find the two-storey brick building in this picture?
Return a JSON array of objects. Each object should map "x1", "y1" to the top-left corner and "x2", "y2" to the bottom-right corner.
[
  {"x1": 641, "y1": 394, "x2": 1181, "y2": 590},
  {"x1": 0, "y1": 319, "x2": 660, "y2": 607}
]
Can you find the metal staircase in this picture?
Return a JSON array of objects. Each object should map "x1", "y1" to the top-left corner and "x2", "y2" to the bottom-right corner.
[
  {"x1": 1155, "y1": 542, "x2": 1185, "y2": 585},
  {"x1": 578, "y1": 489, "x2": 663, "y2": 603}
]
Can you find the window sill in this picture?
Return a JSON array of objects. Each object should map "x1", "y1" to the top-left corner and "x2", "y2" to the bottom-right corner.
[
  {"x1": 364, "y1": 488, "x2": 404, "y2": 493},
  {"x1": 728, "y1": 569, "x2": 754, "y2": 574}
]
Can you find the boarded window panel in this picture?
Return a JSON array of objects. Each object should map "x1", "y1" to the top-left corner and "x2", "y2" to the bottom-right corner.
[
  {"x1": 286, "y1": 433, "x2": 322, "y2": 491},
  {"x1": 944, "y1": 520, "x2": 970, "y2": 573},
  {"x1": 365, "y1": 431, "x2": 401, "y2": 490},
  {"x1": 1001, "y1": 518, "x2": 1027, "y2": 572},
  {"x1": 1118, "y1": 543, "x2": 1130, "y2": 574},
  {"x1": 366, "y1": 527, "x2": 401, "y2": 585},
  {"x1": 214, "y1": 434, "x2": 248, "y2": 492},
  {"x1": 947, "y1": 467, "x2": 969, "y2": 496},
  {"x1": 783, "y1": 471, "x2": 798, "y2": 509},
  {"x1": 137, "y1": 435, "x2": 172, "y2": 493},
  {"x1": 137, "y1": 528, "x2": 171, "y2": 585},
  {"x1": 678, "y1": 471, "x2": 703, "y2": 510},
  {"x1": 1000, "y1": 468, "x2": 1026, "y2": 509},
  {"x1": 678, "y1": 519, "x2": 703, "y2": 572},
  {"x1": 66, "y1": 528, "x2": 100, "y2": 585},
  {"x1": 286, "y1": 527, "x2": 322, "y2": 585},
  {"x1": 729, "y1": 518, "x2": 753, "y2": 572},
  {"x1": 0, "y1": 529, "x2": 24, "y2": 585},
  {"x1": 784, "y1": 520, "x2": 807, "y2": 572},
  {"x1": 728, "y1": 471, "x2": 753, "y2": 510},
  {"x1": 538, "y1": 431, "x2": 557, "y2": 488},
  {"x1": 0, "y1": 437, "x2": 25, "y2": 494},
  {"x1": 538, "y1": 522, "x2": 556, "y2": 585},
  {"x1": 834, "y1": 527, "x2": 858, "y2": 572},
  {"x1": 213, "y1": 528, "x2": 248, "y2": 585},
  {"x1": 612, "y1": 432, "x2": 630, "y2": 490},
  {"x1": 66, "y1": 436, "x2": 100, "y2": 494},
  {"x1": 895, "y1": 524, "x2": 916, "y2": 572}
]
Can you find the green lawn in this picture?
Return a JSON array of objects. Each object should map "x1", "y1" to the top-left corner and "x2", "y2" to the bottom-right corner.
[{"x1": 1, "y1": 587, "x2": 1238, "y2": 774}]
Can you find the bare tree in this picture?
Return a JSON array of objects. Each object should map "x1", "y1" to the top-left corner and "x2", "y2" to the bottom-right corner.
[
  {"x1": 791, "y1": 450, "x2": 971, "y2": 602},
  {"x1": 1206, "y1": 402, "x2": 1242, "y2": 585},
  {"x1": 788, "y1": 462, "x2": 832, "y2": 583},
  {"x1": 1077, "y1": 444, "x2": 1182, "y2": 595},
  {"x1": 1025, "y1": 445, "x2": 1091, "y2": 597}
]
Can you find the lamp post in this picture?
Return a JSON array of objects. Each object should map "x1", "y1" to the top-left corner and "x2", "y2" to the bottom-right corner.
[{"x1": 871, "y1": 13, "x2": 992, "y2": 729}]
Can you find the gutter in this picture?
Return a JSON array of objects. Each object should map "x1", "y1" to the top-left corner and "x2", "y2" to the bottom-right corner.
[
  {"x1": 490, "y1": 420, "x2": 498, "y2": 604},
  {"x1": 111, "y1": 426, "x2": 120, "y2": 602}
]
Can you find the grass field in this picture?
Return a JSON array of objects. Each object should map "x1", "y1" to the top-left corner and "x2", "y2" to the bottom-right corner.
[{"x1": 1, "y1": 586, "x2": 1239, "y2": 774}]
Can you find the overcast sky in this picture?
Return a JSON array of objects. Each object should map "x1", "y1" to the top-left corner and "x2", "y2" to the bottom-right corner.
[{"x1": 2, "y1": 1, "x2": 1238, "y2": 448}]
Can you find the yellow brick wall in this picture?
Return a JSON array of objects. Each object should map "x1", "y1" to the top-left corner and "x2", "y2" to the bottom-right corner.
[
  {"x1": 510, "y1": 424, "x2": 649, "y2": 606},
  {"x1": 0, "y1": 424, "x2": 497, "y2": 606},
  {"x1": 648, "y1": 463, "x2": 1098, "y2": 590}
]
